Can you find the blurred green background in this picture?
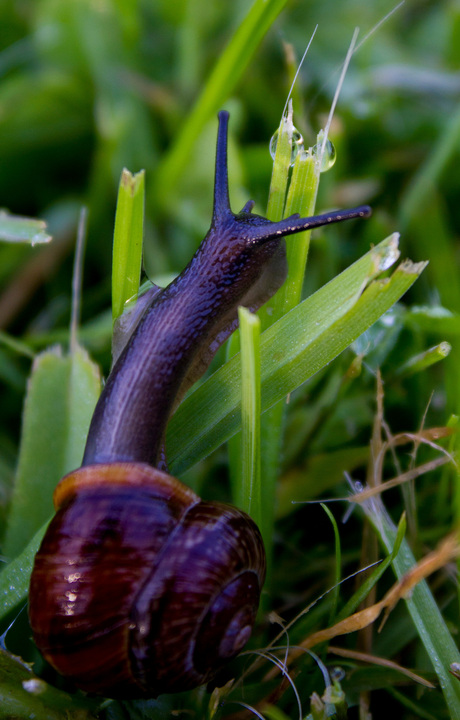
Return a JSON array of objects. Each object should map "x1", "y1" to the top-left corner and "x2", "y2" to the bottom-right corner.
[
  {"x1": 0, "y1": 0, "x2": 460, "y2": 718},
  {"x1": 0, "y1": 0, "x2": 459, "y2": 430}
]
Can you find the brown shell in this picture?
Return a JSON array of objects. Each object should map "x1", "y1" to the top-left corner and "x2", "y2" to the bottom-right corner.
[{"x1": 29, "y1": 463, "x2": 266, "y2": 698}]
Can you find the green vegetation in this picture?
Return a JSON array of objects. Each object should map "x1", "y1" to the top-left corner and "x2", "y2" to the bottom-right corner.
[{"x1": 1, "y1": 1, "x2": 459, "y2": 718}]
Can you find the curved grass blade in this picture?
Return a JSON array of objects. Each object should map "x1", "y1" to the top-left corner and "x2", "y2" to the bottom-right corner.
[
  {"x1": 168, "y1": 238, "x2": 425, "y2": 474},
  {"x1": 365, "y1": 498, "x2": 460, "y2": 718},
  {"x1": 0, "y1": 524, "x2": 47, "y2": 620}
]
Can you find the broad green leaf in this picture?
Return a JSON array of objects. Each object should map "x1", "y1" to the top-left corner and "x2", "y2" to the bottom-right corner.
[
  {"x1": 3, "y1": 345, "x2": 101, "y2": 559},
  {"x1": 167, "y1": 236, "x2": 425, "y2": 474},
  {"x1": 0, "y1": 211, "x2": 51, "y2": 245}
]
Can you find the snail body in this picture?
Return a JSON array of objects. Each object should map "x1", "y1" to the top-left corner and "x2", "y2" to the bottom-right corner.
[{"x1": 28, "y1": 111, "x2": 370, "y2": 698}]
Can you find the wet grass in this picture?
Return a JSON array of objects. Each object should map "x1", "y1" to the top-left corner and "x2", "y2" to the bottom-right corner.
[{"x1": 1, "y1": 1, "x2": 460, "y2": 718}]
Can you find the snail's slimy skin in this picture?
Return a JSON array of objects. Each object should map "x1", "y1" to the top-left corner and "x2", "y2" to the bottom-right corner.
[
  {"x1": 83, "y1": 111, "x2": 371, "y2": 469},
  {"x1": 28, "y1": 111, "x2": 370, "y2": 699}
]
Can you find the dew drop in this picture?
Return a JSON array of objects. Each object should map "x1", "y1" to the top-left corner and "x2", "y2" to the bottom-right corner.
[
  {"x1": 311, "y1": 132, "x2": 337, "y2": 173},
  {"x1": 269, "y1": 126, "x2": 304, "y2": 166},
  {"x1": 380, "y1": 308, "x2": 397, "y2": 327},
  {"x1": 23, "y1": 679, "x2": 47, "y2": 695},
  {"x1": 30, "y1": 231, "x2": 51, "y2": 247},
  {"x1": 330, "y1": 666, "x2": 346, "y2": 682},
  {"x1": 377, "y1": 235, "x2": 401, "y2": 271}
]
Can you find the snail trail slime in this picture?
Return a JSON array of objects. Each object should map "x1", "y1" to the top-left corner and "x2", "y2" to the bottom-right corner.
[{"x1": 28, "y1": 111, "x2": 371, "y2": 699}]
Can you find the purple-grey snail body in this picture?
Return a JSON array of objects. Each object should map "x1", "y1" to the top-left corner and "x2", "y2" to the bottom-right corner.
[{"x1": 28, "y1": 111, "x2": 371, "y2": 698}]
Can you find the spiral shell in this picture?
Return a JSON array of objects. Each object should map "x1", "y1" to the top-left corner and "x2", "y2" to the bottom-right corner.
[{"x1": 29, "y1": 463, "x2": 266, "y2": 698}]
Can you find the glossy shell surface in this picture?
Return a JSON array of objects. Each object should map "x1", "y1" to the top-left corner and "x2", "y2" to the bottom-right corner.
[{"x1": 29, "y1": 463, "x2": 266, "y2": 697}]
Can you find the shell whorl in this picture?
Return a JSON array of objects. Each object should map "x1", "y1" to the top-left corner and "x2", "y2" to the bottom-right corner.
[{"x1": 30, "y1": 464, "x2": 265, "y2": 697}]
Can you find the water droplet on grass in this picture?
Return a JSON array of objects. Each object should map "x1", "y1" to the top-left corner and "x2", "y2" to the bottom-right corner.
[
  {"x1": 312, "y1": 131, "x2": 336, "y2": 172},
  {"x1": 269, "y1": 126, "x2": 304, "y2": 166}
]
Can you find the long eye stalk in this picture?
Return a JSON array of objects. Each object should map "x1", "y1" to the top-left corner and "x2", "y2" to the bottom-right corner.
[{"x1": 214, "y1": 109, "x2": 371, "y2": 244}]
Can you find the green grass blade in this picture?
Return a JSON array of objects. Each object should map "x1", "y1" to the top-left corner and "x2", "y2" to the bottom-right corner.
[
  {"x1": 255, "y1": 120, "x2": 320, "y2": 570},
  {"x1": 235, "y1": 307, "x2": 262, "y2": 532},
  {"x1": 364, "y1": 498, "x2": 460, "y2": 718},
  {"x1": 276, "y1": 151, "x2": 318, "y2": 311},
  {"x1": 321, "y1": 503, "x2": 342, "y2": 624},
  {"x1": 3, "y1": 346, "x2": 100, "y2": 559},
  {"x1": 253, "y1": 117, "x2": 327, "y2": 570},
  {"x1": 387, "y1": 688, "x2": 439, "y2": 720},
  {"x1": 0, "y1": 524, "x2": 47, "y2": 620},
  {"x1": 336, "y1": 513, "x2": 407, "y2": 622},
  {"x1": 404, "y1": 193, "x2": 460, "y2": 314},
  {"x1": 227, "y1": 110, "x2": 295, "y2": 555},
  {"x1": 0, "y1": 330, "x2": 35, "y2": 359},
  {"x1": 259, "y1": 120, "x2": 320, "y2": 327},
  {"x1": 266, "y1": 111, "x2": 293, "y2": 222},
  {"x1": 112, "y1": 168, "x2": 145, "y2": 321},
  {"x1": 399, "y1": 100, "x2": 460, "y2": 232},
  {"x1": 396, "y1": 341, "x2": 451, "y2": 378},
  {"x1": 168, "y1": 238, "x2": 425, "y2": 474},
  {"x1": 152, "y1": 0, "x2": 290, "y2": 210},
  {"x1": 0, "y1": 211, "x2": 51, "y2": 245}
]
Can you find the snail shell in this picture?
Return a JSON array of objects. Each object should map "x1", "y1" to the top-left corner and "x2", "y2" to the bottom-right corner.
[{"x1": 29, "y1": 463, "x2": 266, "y2": 698}]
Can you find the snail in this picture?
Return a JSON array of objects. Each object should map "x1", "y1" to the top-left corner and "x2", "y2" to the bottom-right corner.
[{"x1": 28, "y1": 111, "x2": 371, "y2": 698}]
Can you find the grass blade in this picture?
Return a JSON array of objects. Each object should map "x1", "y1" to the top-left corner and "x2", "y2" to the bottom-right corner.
[
  {"x1": 0, "y1": 211, "x2": 51, "y2": 245},
  {"x1": 111, "y1": 168, "x2": 145, "y2": 322},
  {"x1": 365, "y1": 498, "x2": 460, "y2": 717},
  {"x1": 336, "y1": 512, "x2": 407, "y2": 622},
  {"x1": 234, "y1": 307, "x2": 262, "y2": 532},
  {"x1": 0, "y1": 524, "x2": 47, "y2": 620},
  {"x1": 320, "y1": 503, "x2": 342, "y2": 624},
  {"x1": 152, "y1": 0, "x2": 290, "y2": 210},
  {"x1": 168, "y1": 240, "x2": 425, "y2": 474}
]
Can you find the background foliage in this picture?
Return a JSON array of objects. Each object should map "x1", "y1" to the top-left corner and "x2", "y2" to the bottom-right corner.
[{"x1": 0, "y1": 0, "x2": 460, "y2": 718}]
